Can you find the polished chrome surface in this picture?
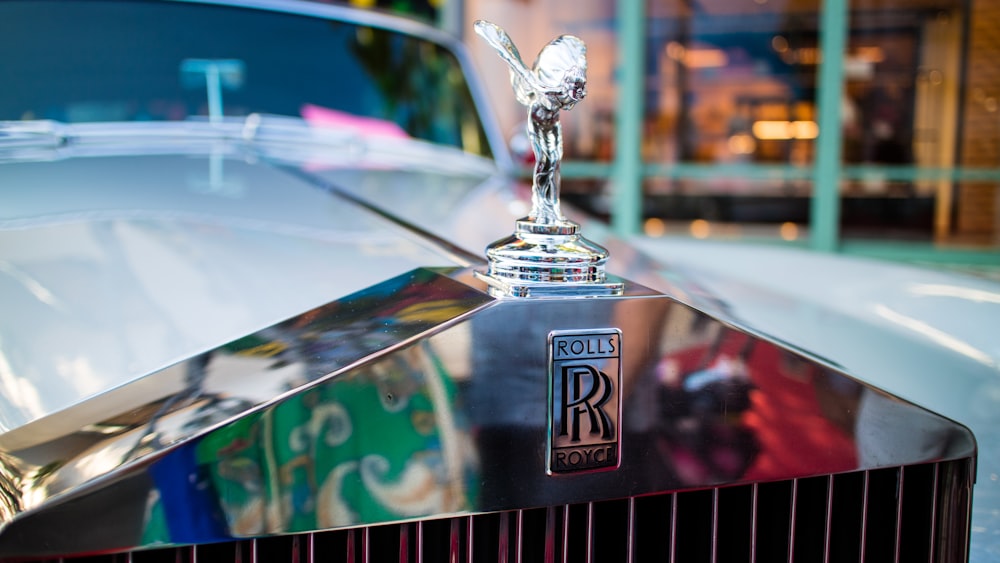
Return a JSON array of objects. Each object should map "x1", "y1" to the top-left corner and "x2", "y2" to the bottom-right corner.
[
  {"x1": 0, "y1": 268, "x2": 975, "y2": 558},
  {"x1": 473, "y1": 21, "x2": 619, "y2": 295},
  {"x1": 0, "y1": 268, "x2": 495, "y2": 557}
]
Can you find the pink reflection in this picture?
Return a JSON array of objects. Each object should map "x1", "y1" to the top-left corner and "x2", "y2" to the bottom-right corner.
[{"x1": 300, "y1": 103, "x2": 408, "y2": 139}]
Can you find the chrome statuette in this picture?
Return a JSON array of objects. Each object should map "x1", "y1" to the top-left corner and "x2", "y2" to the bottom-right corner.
[{"x1": 474, "y1": 20, "x2": 623, "y2": 297}]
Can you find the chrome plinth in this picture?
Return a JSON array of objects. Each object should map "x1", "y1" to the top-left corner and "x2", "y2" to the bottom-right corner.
[{"x1": 476, "y1": 219, "x2": 623, "y2": 297}]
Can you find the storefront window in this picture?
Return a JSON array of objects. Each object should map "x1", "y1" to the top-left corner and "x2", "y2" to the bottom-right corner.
[
  {"x1": 644, "y1": 1, "x2": 821, "y2": 168},
  {"x1": 463, "y1": 0, "x2": 998, "y2": 257}
]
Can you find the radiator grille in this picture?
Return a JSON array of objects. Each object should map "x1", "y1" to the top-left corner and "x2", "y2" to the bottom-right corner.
[{"x1": 24, "y1": 459, "x2": 973, "y2": 563}]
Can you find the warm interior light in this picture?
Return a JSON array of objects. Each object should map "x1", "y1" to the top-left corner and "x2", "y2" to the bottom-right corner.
[
  {"x1": 752, "y1": 120, "x2": 819, "y2": 140},
  {"x1": 683, "y1": 49, "x2": 728, "y2": 68},
  {"x1": 728, "y1": 133, "x2": 757, "y2": 155},
  {"x1": 666, "y1": 41, "x2": 728, "y2": 68},
  {"x1": 780, "y1": 222, "x2": 799, "y2": 241},
  {"x1": 644, "y1": 217, "x2": 667, "y2": 237},
  {"x1": 853, "y1": 46, "x2": 885, "y2": 63},
  {"x1": 690, "y1": 219, "x2": 711, "y2": 239}
]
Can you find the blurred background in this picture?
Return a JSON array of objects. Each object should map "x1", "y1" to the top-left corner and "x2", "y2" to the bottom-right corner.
[{"x1": 342, "y1": 0, "x2": 998, "y2": 271}]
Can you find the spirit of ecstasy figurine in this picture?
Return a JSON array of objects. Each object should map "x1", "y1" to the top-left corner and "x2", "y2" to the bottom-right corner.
[{"x1": 474, "y1": 20, "x2": 622, "y2": 297}]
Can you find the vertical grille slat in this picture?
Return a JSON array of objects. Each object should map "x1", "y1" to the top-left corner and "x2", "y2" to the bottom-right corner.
[
  {"x1": 498, "y1": 511, "x2": 510, "y2": 563},
  {"x1": 399, "y1": 524, "x2": 409, "y2": 563},
  {"x1": 669, "y1": 493, "x2": 678, "y2": 563},
  {"x1": 543, "y1": 507, "x2": 556, "y2": 563},
  {"x1": 895, "y1": 466, "x2": 905, "y2": 563},
  {"x1": 466, "y1": 517, "x2": 475, "y2": 563},
  {"x1": 860, "y1": 471, "x2": 870, "y2": 563},
  {"x1": 710, "y1": 489, "x2": 719, "y2": 563},
  {"x1": 582, "y1": 503, "x2": 592, "y2": 563},
  {"x1": 929, "y1": 463, "x2": 940, "y2": 563},
  {"x1": 750, "y1": 484, "x2": 759, "y2": 563},
  {"x1": 417, "y1": 521, "x2": 425, "y2": 563},
  {"x1": 449, "y1": 517, "x2": 461, "y2": 563},
  {"x1": 788, "y1": 478, "x2": 799, "y2": 563},
  {"x1": 34, "y1": 460, "x2": 974, "y2": 563},
  {"x1": 560, "y1": 506, "x2": 570, "y2": 563},
  {"x1": 824, "y1": 475, "x2": 835, "y2": 563},
  {"x1": 514, "y1": 510, "x2": 523, "y2": 563}
]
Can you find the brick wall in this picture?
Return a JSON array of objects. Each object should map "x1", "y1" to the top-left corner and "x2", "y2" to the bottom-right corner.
[{"x1": 958, "y1": 0, "x2": 1000, "y2": 239}]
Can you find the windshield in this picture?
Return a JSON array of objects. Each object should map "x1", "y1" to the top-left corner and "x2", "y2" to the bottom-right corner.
[{"x1": 0, "y1": 0, "x2": 492, "y2": 157}]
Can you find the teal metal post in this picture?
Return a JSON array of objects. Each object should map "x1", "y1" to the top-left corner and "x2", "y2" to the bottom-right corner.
[
  {"x1": 611, "y1": 0, "x2": 645, "y2": 237},
  {"x1": 811, "y1": 0, "x2": 849, "y2": 251}
]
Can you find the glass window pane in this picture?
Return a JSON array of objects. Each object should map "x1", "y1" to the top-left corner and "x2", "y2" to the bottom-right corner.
[
  {"x1": 645, "y1": 0, "x2": 822, "y2": 167},
  {"x1": 845, "y1": 0, "x2": 998, "y2": 249}
]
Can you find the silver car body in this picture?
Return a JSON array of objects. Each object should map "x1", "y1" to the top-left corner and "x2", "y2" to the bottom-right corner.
[{"x1": 0, "y1": 0, "x2": 992, "y2": 560}]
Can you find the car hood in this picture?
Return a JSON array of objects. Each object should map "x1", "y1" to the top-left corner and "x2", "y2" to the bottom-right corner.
[
  {"x1": 0, "y1": 125, "x2": 983, "y2": 560},
  {"x1": 0, "y1": 130, "x2": 499, "y2": 434}
]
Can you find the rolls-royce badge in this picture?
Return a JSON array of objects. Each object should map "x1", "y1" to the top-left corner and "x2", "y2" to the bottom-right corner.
[
  {"x1": 547, "y1": 329, "x2": 622, "y2": 474},
  {"x1": 473, "y1": 21, "x2": 623, "y2": 298}
]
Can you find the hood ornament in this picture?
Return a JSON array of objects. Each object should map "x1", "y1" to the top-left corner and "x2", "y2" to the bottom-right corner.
[{"x1": 474, "y1": 20, "x2": 623, "y2": 298}]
